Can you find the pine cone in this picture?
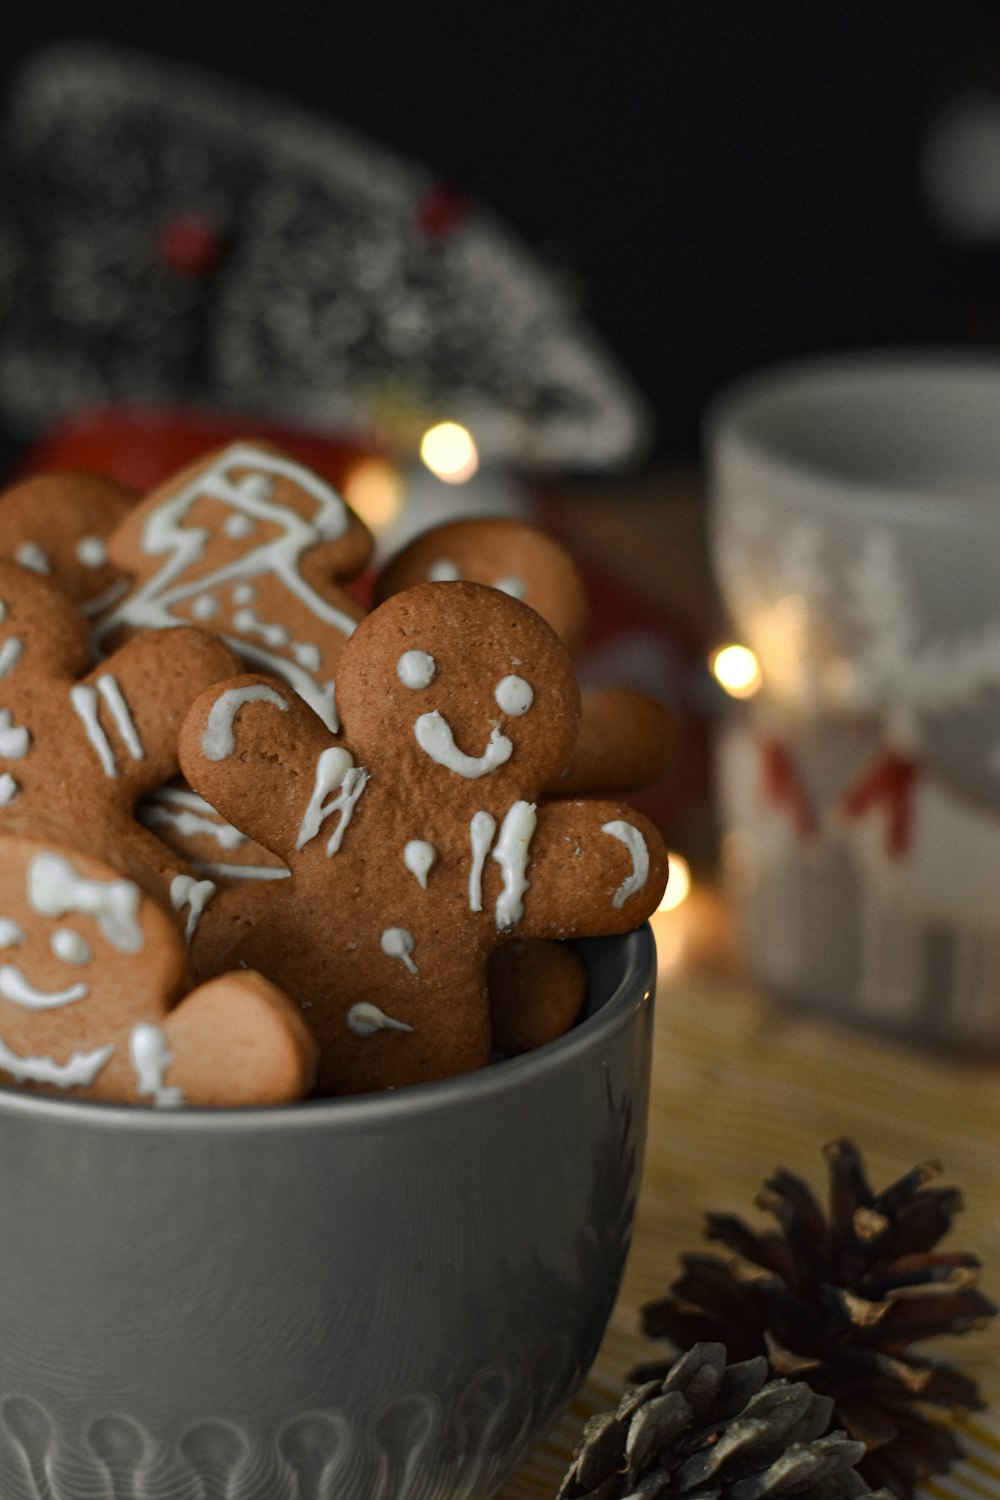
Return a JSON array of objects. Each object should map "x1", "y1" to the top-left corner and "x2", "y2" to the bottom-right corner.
[
  {"x1": 635, "y1": 1140, "x2": 997, "y2": 1499},
  {"x1": 557, "y1": 1341, "x2": 892, "y2": 1499}
]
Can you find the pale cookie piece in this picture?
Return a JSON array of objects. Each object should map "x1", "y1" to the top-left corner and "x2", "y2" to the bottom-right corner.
[
  {"x1": 180, "y1": 582, "x2": 669, "y2": 1097},
  {"x1": 489, "y1": 939, "x2": 587, "y2": 1056},
  {"x1": 0, "y1": 826, "x2": 317, "y2": 1106},
  {"x1": 0, "y1": 470, "x2": 136, "y2": 612}
]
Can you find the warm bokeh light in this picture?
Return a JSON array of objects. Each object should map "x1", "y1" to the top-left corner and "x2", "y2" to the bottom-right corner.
[
  {"x1": 419, "y1": 421, "x2": 479, "y2": 483},
  {"x1": 341, "y1": 458, "x2": 405, "y2": 534},
  {"x1": 658, "y1": 852, "x2": 692, "y2": 912},
  {"x1": 710, "y1": 642, "x2": 762, "y2": 699}
]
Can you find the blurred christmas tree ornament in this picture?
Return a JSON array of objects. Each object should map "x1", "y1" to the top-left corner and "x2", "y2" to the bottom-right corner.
[
  {"x1": 633, "y1": 1139, "x2": 997, "y2": 1499},
  {"x1": 0, "y1": 44, "x2": 651, "y2": 469}
]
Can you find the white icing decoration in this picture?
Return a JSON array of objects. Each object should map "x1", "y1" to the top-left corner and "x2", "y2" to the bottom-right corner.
[
  {"x1": 191, "y1": 593, "x2": 221, "y2": 621},
  {"x1": 397, "y1": 650, "x2": 436, "y2": 689},
  {"x1": 233, "y1": 607, "x2": 291, "y2": 649},
  {"x1": 0, "y1": 602, "x2": 5, "y2": 621},
  {"x1": 94, "y1": 444, "x2": 356, "y2": 731},
  {"x1": 491, "y1": 801, "x2": 538, "y2": 929},
  {"x1": 224, "y1": 513, "x2": 255, "y2": 540},
  {"x1": 232, "y1": 582, "x2": 256, "y2": 605},
  {"x1": 0, "y1": 919, "x2": 24, "y2": 947},
  {"x1": 428, "y1": 558, "x2": 461, "y2": 581},
  {"x1": 414, "y1": 712, "x2": 512, "y2": 779},
  {"x1": 602, "y1": 819, "x2": 650, "y2": 908},
  {"x1": 69, "y1": 676, "x2": 143, "y2": 777},
  {"x1": 0, "y1": 638, "x2": 23, "y2": 678},
  {"x1": 138, "y1": 787, "x2": 247, "y2": 850},
  {"x1": 381, "y1": 927, "x2": 418, "y2": 974},
  {"x1": 169, "y1": 874, "x2": 217, "y2": 943},
  {"x1": 296, "y1": 746, "x2": 369, "y2": 856},
  {"x1": 192, "y1": 861, "x2": 291, "y2": 882},
  {"x1": 0, "y1": 709, "x2": 30, "y2": 760},
  {"x1": 202, "y1": 683, "x2": 289, "y2": 761},
  {"x1": 0, "y1": 773, "x2": 19, "y2": 805},
  {"x1": 0, "y1": 966, "x2": 88, "y2": 1010},
  {"x1": 347, "y1": 1002, "x2": 414, "y2": 1038},
  {"x1": 82, "y1": 578, "x2": 129, "y2": 618},
  {"x1": 50, "y1": 929, "x2": 91, "y2": 966},
  {"x1": 292, "y1": 642, "x2": 321, "y2": 671},
  {"x1": 0, "y1": 1035, "x2": 114, "y2": 1089},
  {"x1": 29, "y1": 854, "x2": 144, "y2": 954},
  {"x1": 495, "y1": 674, "x2": 533, "y2": 716},
  {"x1": 130, "y1": 1023, "x2": 186, "y2": 1107},
  {"x1": 16, "y1": 543, "x2": 50, "y2": 575},
  {"x1": 76, "y1": 537, "x2": 108, "y2": 568},
  {"x1": 468, "y1": 811, "x2": 497, "y2": 911},
  {"x1": 494, "y1": 574, "x2": 527, "y2": 600},
  {"x1": 403, "y1": 839, "x2": 437, "y2": 888}
]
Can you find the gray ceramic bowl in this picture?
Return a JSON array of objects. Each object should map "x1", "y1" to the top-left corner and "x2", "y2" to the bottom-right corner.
[{"x1": 0, "y1": 928, "x2": 656, "y2": 1500}]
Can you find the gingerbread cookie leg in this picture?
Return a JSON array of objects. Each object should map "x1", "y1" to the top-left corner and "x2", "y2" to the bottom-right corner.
[{"x1": 488, "y1": 939, "x2": 587, "y2": 1055}]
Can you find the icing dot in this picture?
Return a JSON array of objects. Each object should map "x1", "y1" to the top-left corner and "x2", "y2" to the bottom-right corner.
[
  {"x1": 191, "y1": 594, "x2": 220, "y2": 621},
  {"x1": 232, "y1": 582, "x2": 256, "y2": 605},
  {"x1": 494, "y1": 574, "x2": 527, "y2": 600},
  {"x1": 428, "y1": 558, "x2": 461, "y2": 582},
  {"x1": 0, "y1": 918, "x2": 24, "y2": 947},
  {"x1": 51, "y1": 929, "x2": 91, "y2": 966},
  {"x1": 235, "y1": 474, "x2": 274, "y2": 504},
  {"x1": 16, "y1": 543, "x2": 50, "y2": 575},
  {"x1": 403, "y1": 839, "x2": 437, "y2": 888},
  {"x1": 347, "y1": 1002, "x2": 414, "y2": 1038},
  {"x1": 381, "y1": 927, "x2": 418, "y2": 974},
  {"x1": 224, "y1": 513, "x2": 255, "y2": 540},
  {"x1": 0, "y1": 773, "x2": 19, "y2": 805},
  {"x1": 397, "y1": 650, "x2": 436, "y2": 690},
  {"x1": 76, "y1": 537, "x2": 108, "y2": 568},
  {"x1": 293, "y1": 641, "x2": 322, "y2": 671},
  {"x1": 495, "y1": 674, "x2": 533, "y2": 716}
]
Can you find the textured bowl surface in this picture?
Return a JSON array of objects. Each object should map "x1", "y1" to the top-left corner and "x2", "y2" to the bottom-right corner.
[{"x1": 0, "y1": 928, "x2": 655, "y2": 1500}]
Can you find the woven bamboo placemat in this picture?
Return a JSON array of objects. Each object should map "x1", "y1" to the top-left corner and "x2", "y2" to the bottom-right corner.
[{"x1": 503, "y1": 894, "x2": 1000, "y2": 1499}]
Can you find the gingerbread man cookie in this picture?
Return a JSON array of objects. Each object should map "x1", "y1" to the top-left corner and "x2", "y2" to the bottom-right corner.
[
  {"x1": 0, "y1": 559, "x2": 240, "y2": 910},
  {"x1": 0, "y1": 822, "x2": 316, "y2": 1105},
  {"x1": 95, "y1": 440, "x2": 372, "y2": 731},
  {"x1": 375, "y1": 516, "x2": 675, "y2": 796},
  {"x1": 180, "y1": 582, "x2": 669, "y2": 1095},
  {"x1": 0, "y1": 470, "x2": 137, "y2": 613}
]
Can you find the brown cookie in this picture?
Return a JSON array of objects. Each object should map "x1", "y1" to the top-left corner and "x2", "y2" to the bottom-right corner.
[
  {"x1": 179, "y1": 582, "x2": 670, "y2": 1096},
  {"x1": 0, "y1": 825, "x2": 317, "y2": 1106},
  {"x1": 0, "y1": 559, "x2": 240, "y2": 906},
  {"x1": 0, "y1": 470, "x2": 137, "y2": 612},
  {"x1": 488, "y1": 939, "x2": 587, "y2": 1056},
  {"x1": 136, "y1": 778, "x2": 289, "y2": 887},
  {"x1": 555, "y1": 686, "x2": 677, "y2": 796},
  {"x1": 95, "y1": 440, "x2": 372, "y2": 731}
]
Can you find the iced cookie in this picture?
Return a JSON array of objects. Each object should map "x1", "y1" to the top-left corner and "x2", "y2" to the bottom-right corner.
[
  {"x1": 179, "y1": 582, "x2": 670, "y2": 1095},
  {"x1": 0, "y1": 824, "x2": 317, "y2": 1105},
  {"x1": 0, "y1": 559, "x2": 240, "y2": 902},
  {"x1": 0, "y1": 470, "x2": 136, "y2": 612},
  {"x1": 95, "y1": 440, "x2": 372, "y2": 730},
  {"x1": 375, "y1": 516, "x2": 675, "y2": 796}
]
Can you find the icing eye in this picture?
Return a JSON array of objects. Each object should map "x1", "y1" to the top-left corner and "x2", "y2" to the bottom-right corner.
[
  {"x1": 0, "y1": 918, "x2": 24, "y2": 948},
  {"x1": 398, "y1": 650, "x2": 437, "y2": 690},
  {"x1": 51, "y1": 929, "x2": 92, "y2": 966},
  {"x1": 427, "y1": 558, "x2": 461, "y2": 582},
  {"x1": 495, "y1": 674, "x2": 533, "y2": 716}
]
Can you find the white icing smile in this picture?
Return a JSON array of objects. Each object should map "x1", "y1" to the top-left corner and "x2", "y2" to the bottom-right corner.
[
  {"x1": 414, "y1": 711, "x2": 512, "y2": 779},
  {"x1": 0, "y1": 965, "x2": 88, "y2": 1010}
]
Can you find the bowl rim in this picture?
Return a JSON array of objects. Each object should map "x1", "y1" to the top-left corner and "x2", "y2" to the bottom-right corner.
[{"x1": 0, "y1": 926, "x2": 656, "y2": 1135}]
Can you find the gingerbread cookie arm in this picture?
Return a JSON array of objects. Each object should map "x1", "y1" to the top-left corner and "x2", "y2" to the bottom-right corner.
[
  {"x1": 552, "y1": 687, "x2": 676, "y2": 796},
  {"x1": 179, "y1": 672, "x2": 340, "y2": 859},
  {"x1": 0, "y1": 472, "x2": 136, "y2": 609},
  {"x1": 508, "y1": 798, "x2": 669, "y2": 939},
  {"x1": 0, "y1": 559, "x2": 92, "y2": 681},
  {"x1": 76, "y1": 627, "x2": 242, "y2": 802}
]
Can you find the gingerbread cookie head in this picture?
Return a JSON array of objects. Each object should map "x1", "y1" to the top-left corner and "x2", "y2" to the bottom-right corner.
[
  {"x1": 0, "y1": 826, "x2": 316, "y2": 1106},
  {"x1": 375, "y1": 517, "x2": 590, "y2": 653},
  {"x1": 96, "y1": 441, "x2": 372, "y2": 729},
  {"x1": 0, "y1": 470, "x2": 137, "y2": 612}
]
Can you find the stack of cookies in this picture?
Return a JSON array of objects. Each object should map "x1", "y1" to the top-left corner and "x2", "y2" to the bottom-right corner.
[{"x1": 0, "y1": 443, "x2": 672, "y2": 1105}]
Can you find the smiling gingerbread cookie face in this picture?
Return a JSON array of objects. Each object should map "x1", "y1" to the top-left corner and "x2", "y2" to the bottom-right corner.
[{"x1": 0, "y1": 828, "x2": 317, "y2": 1107}]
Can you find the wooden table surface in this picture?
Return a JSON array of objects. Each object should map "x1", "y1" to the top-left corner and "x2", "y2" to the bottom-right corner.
[{"x1": 503, "y1": 890, "x2": 1000, "y2": 1498}]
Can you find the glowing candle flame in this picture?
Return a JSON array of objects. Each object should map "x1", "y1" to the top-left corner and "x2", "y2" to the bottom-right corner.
[
  {"x1": 419, "y1": 422, "x2": 479, "y2": 483},
  {"x1": 342, "y1": 459, "x2": 405, "y2": 534},
  {"x1": 658, "y1": 852, "x2": 691, "y2": 912},
  {"x1": 710, "y1": 643, "x2": 762, "y2": 699}
]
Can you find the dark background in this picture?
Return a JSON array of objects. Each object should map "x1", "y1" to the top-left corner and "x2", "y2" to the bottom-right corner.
[{"x1": 1, "y1": 1, "x2": 998, "y2": 461}]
